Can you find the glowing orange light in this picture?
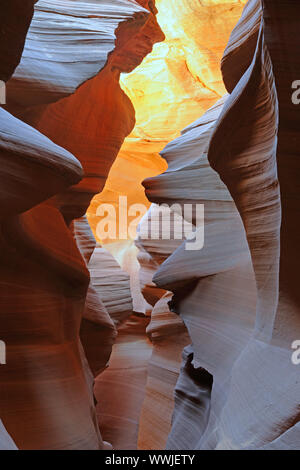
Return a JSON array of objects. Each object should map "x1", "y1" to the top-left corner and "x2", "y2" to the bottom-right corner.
[{"x1": 87, "y1": 0, "x2": 246, "y2": 252}]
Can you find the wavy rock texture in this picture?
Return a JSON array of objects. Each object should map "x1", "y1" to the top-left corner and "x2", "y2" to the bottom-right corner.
[
  {"x1": 7, "y1": 0, "x2": 149, "y2": 106},
  {"x1": 135, "y1": 204, "x2": 184, "y2": 305},
  {"x1": 89, "y1": 246, "x2": 133, "y2": 327},
  {"x1": 95, "y1": 314, "x2": 153, "y2": 450},
  {"x1": 87, "y1": 0, "x2": 247, "y2": 245},
  {"x1": 136, "y1": 94, "x2": 254, "y2": 449},
  {"x1": 72, "y1": 216, "x2": 116, "y2": 377},
  {"x1": 0, "y1": 106, "x2": 83, "y2": 218},
  {"x1": 12, "y1": 1, "x2": 164, "y2": 223},
  {"x1": 141, "y1": 94, "x2": 257, "y2": 449},
  {"x1": 85, "y1": 3, "x2": 248, "y2": 445},
  {"x1": 138, "y1": 293, "x2": 190, "y2": 450},
  {"x1": 0, "y1": 177, "x2": 106, "y2": 450},
  {"x1": 1, "y1": 0, "x2": 299, "y2": 451},
  {"x1": 0, "y1": 0, "x2": 163, "y2": 450},
  {"x1": 85, "y1": 6, "x2": 248, "y2": 429},
  {"x1": 133, "y1": 207, "x2": 191, "y2": 449},
  {"x1": 16, "y1": 3, "x2": 163, "y2": 445},
  {"x1": 145, "y1": 0, "x2": 299, "y2": 450},
  {"x1": 0, "y1": 10, "x2": 96, "y2": 448}
]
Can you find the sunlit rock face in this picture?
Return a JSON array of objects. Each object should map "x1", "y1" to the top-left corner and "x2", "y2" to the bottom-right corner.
[
  {"x1": 0, "y1": 0, "x2": 163, "y2": 450},
  {"x1": 86, "y1": 0, "x2": 247, "y2": 332},
  {"x1": 144, "y1": 0, "x2": 300, "y2": 450},
  {"x1": 87, "y1": 0, "x2": 247, "y2": 246},
  {"x1": 1, "y1": 0, "x2": 299, "y2": 452},
  {"x1": 14, "y1": 1, "x2": 164, "y2": 223},
  {"x1": 85, "y1": 0, "x2": 249, "y2": 450}
]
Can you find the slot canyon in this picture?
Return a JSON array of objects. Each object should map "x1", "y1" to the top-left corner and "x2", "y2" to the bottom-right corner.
[{"x1": 0, "y1": 0, "x2": 299, "y2": 451}]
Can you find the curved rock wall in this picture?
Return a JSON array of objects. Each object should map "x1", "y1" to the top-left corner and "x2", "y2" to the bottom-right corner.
[
  {"x1": 0, "y1": 0, "x2": 163, "y2": 450},
  {"x1": 1, "y1": 0, "x2": 299, "y2": 451},
  {"x1": 87, "y1": 0, "x2": 247, "y2": 247},
  {"x1": 6, "y1": 0, "x2": 149, "y2": 106},
  {"x1": 143, "y1": 0, "x2": 300, "y2": 450},
  {"x1": 141, "y1": 94, "x2": 257, "y2": 449}
]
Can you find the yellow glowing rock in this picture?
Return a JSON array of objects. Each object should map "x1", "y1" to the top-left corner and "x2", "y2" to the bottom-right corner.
[{"x1": 88, "y1": 0, "x2": 246, "y2": 247}]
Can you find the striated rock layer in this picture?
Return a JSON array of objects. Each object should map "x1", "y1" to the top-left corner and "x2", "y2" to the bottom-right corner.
[
  {"x1": 7, "y1": 0, "x2": 150, "y2": 106},
  {"x1": 138, "y1": 293, "x2": 190, "y2": 450},
  {"x1": 0, "y1": 0, "x2": 163, "y2": 450},
  {"x1": 72, "y1": 216, "x2": 117, "y2": 378},
  {"x1": 87, "y1": 0, "x2": 247, "y2": 246},
  {"x1": 85, "y1": 5, "x2": 248, "y2": 441},
  {"x1": 1, "y1": 0, "x2": 299, "y2": 451},
  {"x1": 95, "y1": 314, "x2": 153, "y2": 450},
  {"x1": 141, "y1": 94, "x2": 256, "y2": 449},
  {"x1": 144, "y1": 0, "x2": 299, "y2": 450}
]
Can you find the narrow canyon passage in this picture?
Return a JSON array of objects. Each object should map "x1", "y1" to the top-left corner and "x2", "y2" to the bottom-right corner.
[
  {"x1": 88, "y1": 0, "x2": 247, "y2": 450},
  {"x1": 1, "y1": 0, "x2": 299, "y2": 451},
  {"x1": 95, "y1": 315, "x2": 152, "y2": 450}
]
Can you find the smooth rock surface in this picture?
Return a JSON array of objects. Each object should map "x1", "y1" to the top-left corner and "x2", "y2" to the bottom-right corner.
[
  {"x1": 145, "y1": 0, "x2": 300, "y2": 450},
  {"x1": 0, "y1": 0, "x2": 162, "y2": 450}
]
